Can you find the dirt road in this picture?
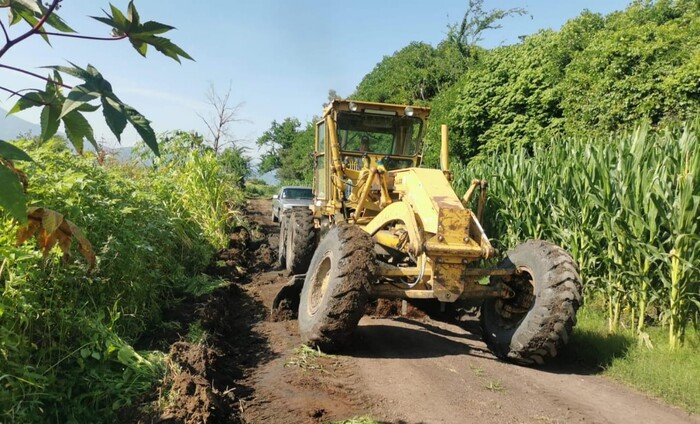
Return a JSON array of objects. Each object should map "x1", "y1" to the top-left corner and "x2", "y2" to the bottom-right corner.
[{"x1": 238, "y1": 199, "x2": 699, "y2": 424}]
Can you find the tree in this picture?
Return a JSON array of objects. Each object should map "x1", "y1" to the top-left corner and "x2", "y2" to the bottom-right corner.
[
  {"x1": 257, "y1": 117, "x2": 314, "y2": 184},
  {"x1": 0, "y1": 0, "x2": 191, "y2": 222},
  {"x1": 219, "y1": 145, "x2": 251, "y2": 188},
  {"x1": 198, "y1": 83, "x2": 246, "y2": 154},
  {"x1": 353, "y1": 42, "x2": 438, "y2": 104},
  {"x1": 447, "y1": 0, "x2": 528, "y2": 58}
]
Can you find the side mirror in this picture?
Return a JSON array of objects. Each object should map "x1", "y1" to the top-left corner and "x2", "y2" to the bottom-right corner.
[{"x1": 272, "y1": 195, "x2": 278, "y2": 199}]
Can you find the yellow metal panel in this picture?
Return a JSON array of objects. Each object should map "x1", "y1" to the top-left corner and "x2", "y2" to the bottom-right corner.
[{"x1": 392, "y1": 168, "x2": 463, "y2": 234}]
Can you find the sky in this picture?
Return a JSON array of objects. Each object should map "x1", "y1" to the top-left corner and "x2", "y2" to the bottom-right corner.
[{"x1": 0, "y1": 0, "x2": 633, "y2": 160}]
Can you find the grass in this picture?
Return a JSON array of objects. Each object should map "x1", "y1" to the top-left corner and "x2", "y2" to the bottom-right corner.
[
  {"x1": 284, "y1": 344, "x2": 334, "y2": 372},
  {"x1": 565, "y1": 305, "x2": 700, "y2": 413},
  {"x1": 245, "y1": 179, "x2": 278, "y2": 198},
  {"x1": 186, "y1": 320, "x2": 209, "y2": 345},
  {"x1": 329, "y1": 417, "x2": 379, "y2": 424},
  {"x1": 485, "y1": 380, "x2": 505, "y2": 392}
]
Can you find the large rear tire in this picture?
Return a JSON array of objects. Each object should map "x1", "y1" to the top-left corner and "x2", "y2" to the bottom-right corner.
[
  {"x1": 286, "y1": 208, "x2": 316, "y2": 274},
  {"x1": 298, "y1": 225, "x2": 375, "y2": 351},
  {"x1": 481, "y1": 240, "x2": 582, "y2": 366}
]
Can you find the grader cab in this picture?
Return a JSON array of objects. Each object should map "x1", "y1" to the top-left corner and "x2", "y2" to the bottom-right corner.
[{"x1": 275, "y1": 100, "x2": 582, "y2": 366}]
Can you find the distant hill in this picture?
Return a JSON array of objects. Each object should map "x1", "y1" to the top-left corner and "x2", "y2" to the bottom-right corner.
[{"x1": 0, "y1": 108, "x2": 41, "y2": 140}]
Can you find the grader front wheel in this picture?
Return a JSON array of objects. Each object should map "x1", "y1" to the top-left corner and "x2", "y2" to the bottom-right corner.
[
  {"x1": 298, "y1": 225, "x2": 376, "y2": 351},
  {"x1": 480, "y1": 240, "x2": 582, "y2": 365}
]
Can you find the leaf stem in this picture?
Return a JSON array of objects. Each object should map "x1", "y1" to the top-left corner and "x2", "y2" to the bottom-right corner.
[
  {"x1": 38, "y1": 31, "x2": 128, "y2": 42},
  {"x1": 0, "y1": 86, "x2": 48, "y2": 105},
  {"x1": 0, "y1": 64, "x2": 72, "y2": 89}
]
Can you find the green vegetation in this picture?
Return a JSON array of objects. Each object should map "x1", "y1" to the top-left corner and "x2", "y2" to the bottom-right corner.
[
  {"x1": 353, "y1": 0, "x2": 700, "y2": 162},
  {"x1": 0, "y1": 0, "x2": 192, "y2": 221},
  {"x1": 568, "y1": 306, "x2": 700, "y2": 413},
  {"x1": 459, "y1": 122, "x2": 699, "y2": 347},
  {"x1": 0, "y1": 135, "x2": 243, "y2": 422},
  {"x1": 284, "y1": 344, "x2": 335, "y2": 372},
  {"x1": 245, "y1": 178, "x2": 278, "y2": 198},
  {"x1": 257, "y1": 117, "x2": 315, "y2": 185}
]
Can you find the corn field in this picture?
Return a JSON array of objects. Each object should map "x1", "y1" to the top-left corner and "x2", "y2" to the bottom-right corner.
[{"x1": 453, "y1": 121, "x2": 700, "y2": 348}]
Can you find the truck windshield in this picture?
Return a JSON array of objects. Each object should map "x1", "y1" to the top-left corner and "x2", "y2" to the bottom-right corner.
[
  {"x1": 283, "y1": 188, "x2": 313, "y2": 199},
  {"x1": 337, "y1": 112, "x2": 423, "y2": 156}
]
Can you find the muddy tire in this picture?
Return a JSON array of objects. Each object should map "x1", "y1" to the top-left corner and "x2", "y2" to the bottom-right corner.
[
  {"x1": 480, "y1": 240, "x2": 582, "y2": 366},
  {"x1": 277, "y1": 210, "x2": 291, "y2": 268},
  {"x1": 298, "y1": 225, "x2": 376, "y2": 351},
  {"x1": 285, "y1": 208, "x2": 316, "y2": 274}
]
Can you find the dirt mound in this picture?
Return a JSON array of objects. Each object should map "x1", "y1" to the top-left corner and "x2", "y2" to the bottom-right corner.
[
  {"x1": 161, "y1": 342, "x2": 234, "y2": 424},
  {"x1": 366, "y1": 298, "x2": 427, "y2": 319},
  {"x1": 124, "y1": 212, "x2": 277, "y2": 423},
  {"x1": 156, "y1": 280, "x2": 267, "y2": 424}
]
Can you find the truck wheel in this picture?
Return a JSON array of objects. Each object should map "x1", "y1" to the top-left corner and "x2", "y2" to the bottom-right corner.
[
  {"x1": 298, "y1": 225, "x2": 375, "y2": 351},
  {"x1": 481, "y1": 240, "x2": 582, "y2": 366},
  {"x1": 277, "y1": 210, "x2": 291, "y2": 268},
  {"x1": 286, "y1": 208, "x2": 316, "y2": 274}
]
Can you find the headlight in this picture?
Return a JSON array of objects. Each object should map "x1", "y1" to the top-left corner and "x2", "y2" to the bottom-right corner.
[
  {"x1": 405, "y1": 106, "x2": 414, "y2": 117},
  {"x1": 349, "y1": 102, "x2": 358, "y2": 112}
]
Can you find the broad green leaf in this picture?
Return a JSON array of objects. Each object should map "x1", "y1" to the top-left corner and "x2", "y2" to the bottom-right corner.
[
  {"x1": 40, "y1": 103, "x2": 61, "y2": 142},
  {"x1": 126, "y1": 0, "x2": 140, "y2": 29},
  {"x1": 137, "y1": 35, "x2": 193, "y2": 63},
  {"x1": 108, "y1": 4, "x2": 129, "y2": 30},
  {"x1": 60, "y1": 85, "x2": 99, "y2": 119},
  {"x1": 101, "y1": 97, "x2": 127, "y2": 140},
  {"x1": 13, "y1": 0, "x2": 39, "y2": 13},
  {"x1": 77, "y1": 103, "x2": 101, "y2": 113},
  {"x1": 90, "y1": 2, "x2": 192, "y2": 62},
  {"x1": 62, "y1": 110, "x2": 97, "y2": 153},
  {"x1": 90, "y1": 15, "x2": 118, "y2": 29},
  {"x1": 0, "y1": 165, "x2": 27, "y2": 223},
  {"x1": 48, "y1": 63, "x2": 94, "y2": 82},
  {"x1": 38, "y1": 2, "x2": 76, "y2": 33},
  {"x1": 11, "y1": 2, "x2": 50, "y2": 43},
  {"x1": 129, "y1": 38, "x2": 148, "y2": 57},
  {"x1": 8, "y1": 91, "x2": 45, "y2": 114},
  {"x1": 0, "y1": 140, "x2": 33, "y2": 162},
  {"x1": 139, "y1": 21, "x2": 175, "y2": 35},
  {"x1": 123, "y1": 104, "x2": 158, "y2": 155}
]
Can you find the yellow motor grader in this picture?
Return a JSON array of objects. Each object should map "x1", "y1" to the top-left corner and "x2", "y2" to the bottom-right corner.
[{"x1": 274, "y1": 100, "x2": 582, "y2": 365}]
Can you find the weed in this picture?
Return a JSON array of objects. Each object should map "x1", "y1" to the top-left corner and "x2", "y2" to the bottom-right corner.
[
  {"x1": 470, "y1": 365, "x2": 485, "y2": 377},
  {"x1": 186, "y1": 321, "x2": 209, "y2": 345},
  {"x1": 284, "y1": 345, "x2": 334, "y2": 372},
  {"x1": 329, "y1": 416, "x2": 379, "y2": 424},
  {"x1": 485, "y1": 380, "x2": 505, "y2": 392}
]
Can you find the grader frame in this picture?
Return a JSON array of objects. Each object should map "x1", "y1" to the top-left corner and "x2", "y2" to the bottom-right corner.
[{"x1": 276, "y1": 99, "x2": 582, "y2": 366}]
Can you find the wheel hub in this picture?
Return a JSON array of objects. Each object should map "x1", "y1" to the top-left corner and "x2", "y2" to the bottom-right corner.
[{"x1": 308, "y1": 253, "x2": 332, "y2": 315}]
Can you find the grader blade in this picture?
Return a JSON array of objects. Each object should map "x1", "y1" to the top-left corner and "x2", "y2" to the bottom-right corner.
[{"x1": 272, "y1": 274, "x2": 305, "y2": 316}]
